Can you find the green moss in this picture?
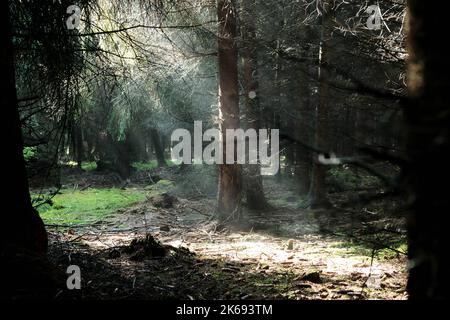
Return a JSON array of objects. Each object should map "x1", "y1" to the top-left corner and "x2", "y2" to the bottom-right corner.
[
  {"x1": 36, "y1": 188, "x2": 146, "y2": 226},
  {"x1": 155, "y1": 179, "x2": 175, "y2": 188}
]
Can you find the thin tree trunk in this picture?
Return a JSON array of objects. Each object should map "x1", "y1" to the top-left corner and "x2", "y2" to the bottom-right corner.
[
  {"x1": 309, "y1": 1, "x2": 332, "y2": 208},
  {"x1": 74, "y1": 122, "x2": 84, "y2": 169},
  {"x1": 273, "y1": 30, "x2": 283, "y2": 180},
  {"x1": 295, "y1": 65, "x2": 312, "y2": 194},
  {"x1": 217, "y1": 0, "x2": 242, "y2": 221},
  {"x1": 241, "y1": 0, "x2": 269, "y2": 210},
  {"x1": 406, "y1": 0, "x2": 450, "y2": 300}
]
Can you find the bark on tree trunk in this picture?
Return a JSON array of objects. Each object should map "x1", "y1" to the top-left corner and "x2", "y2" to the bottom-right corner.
[
  {"x1": 308, "y1": 1, "x2": 332, "y2": 208},
  {"x1": 150, "y1": 128, "x2": 167, "y2": 167},
  {"x1": 406, "y1": 0, "x2": 450, "y2": 300},
  {"x1": 295, "y1": 65, "x2": 312, "y2": 195},
  {"x1": 217, "y1": 0, "x2": 242, "y2": 221},
  {"x1": 71, "y1": 120, "x2": 84, "y2": 169},
  {"x1": 1, "y1": 0, "x2": 48, "y2": 254},
  {"x1": 115, "y1": 137, "x2": 132, "y2": 179},
  {"x1": 242, "y1": 0, "x2": 269, "y2": 211}
]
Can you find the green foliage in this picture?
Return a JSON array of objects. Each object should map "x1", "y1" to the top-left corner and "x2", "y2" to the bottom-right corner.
[
  {"x1": 81, "y1": 161, "x2": 97, "y2": 171},
  {"x1": 37, "y1": 188, "x2": 146, "y2": 226},
  {"x1": 23, "y1": 147, "x2": 37, "y2": 161},
  {"x1": 132, "y1": 161, "x2": 159, "y2": 171},
  {"x1": 327, "y1": 166, "x2": 381, "y2": 192},
  {"x1": 331, "y1": 236, "x2": 407, "y2": 261},
  {"x1": 62, "y1": 161, "x2": 97, "y2": 171}
]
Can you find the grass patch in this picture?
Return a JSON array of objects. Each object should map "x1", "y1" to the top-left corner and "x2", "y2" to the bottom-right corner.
[
  {"x1": 36, "y1": 188, "x2": 146, "y2": 226},
  {"x1": 331, "y1": 235, "x2": 407, "y2": 260},
  {"x1": 81, "y1": 161, "x2": 97, "y2": 171},
  {"x1": 270, "y1": 195, "x2": 309, "y2": 209},
  {"x1": 59, "y1": 161, "x2": 97, "y2": 171},
  {"x1": 132, "y1": 160, "x2": 177, "y2": 171}
]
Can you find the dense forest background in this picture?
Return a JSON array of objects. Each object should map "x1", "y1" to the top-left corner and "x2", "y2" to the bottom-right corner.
[{"x1": 1, "y1": 0, "x2": 448, "y2": 301}]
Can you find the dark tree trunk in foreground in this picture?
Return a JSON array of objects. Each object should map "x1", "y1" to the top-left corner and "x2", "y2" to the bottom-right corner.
[
  {"x1": 217, "y1": 0, "x2": 242, "y2": 221},
  {"x1": 1, "y1": 0, "x2": 59, "y2": 300},
  {"x1": 150, "y1": 128, "x2": 167, "y2": 168},
  {"x1": 308, "y1": 1, "x2": 331, "y2": 208},
  {"x1": 1, "y1": 0, "x2": 47, "y2": 255},
  {"x1": 406, "y1": 0, "x2": 450, "y2": 299},
  {"x1": 242, "y1": 0, "x2": 269, "y2": 211}
]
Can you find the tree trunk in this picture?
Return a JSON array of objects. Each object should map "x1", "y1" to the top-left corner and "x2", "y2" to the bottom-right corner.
[
  {"x1": 115, "y1": 137, "x2": 132, "y2": 179},
  {"x1": 71, "y1": 121, "x2": 84, "y2": 169},
  {"x1": 150, "y1": 128, "x2": 167, "y2": 167},
  {"x1": 217, "y1": 0, "x2": 242, "y2": 221},
  {"x1": 273, "y1": 38, "x2": 283, "y2": 180},
  {"x1": 308, "y1": 1, "x2": 332, "y2": 208},
  {"x1": 0, "y1": 0, "x2": 48, "y2": 255},
  {"x1": 241, "y1": 0, "x2": 269, "y2": 211},
  {"x1": 295, "y1": 65, "x2": 312, "y2": 195},
  {"x1": 406, "y1": 0, "x2": 450, "y2": 300}
]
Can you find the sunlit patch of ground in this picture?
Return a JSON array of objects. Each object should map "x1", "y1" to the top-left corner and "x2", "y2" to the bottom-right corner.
[
  {"x1": 43, "y1": 166, "x2": 407, "y2": 300},
  {"x1": 174, "y1": 233, "x2": 406, "y2": 300},
  {"x1": 55, "y1": 197, "x2": 407, "y2": 300}
]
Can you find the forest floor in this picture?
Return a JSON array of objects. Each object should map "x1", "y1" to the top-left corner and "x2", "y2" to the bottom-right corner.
[{"x1": 36, "y1": 164, "x2": 408, "y2": 300}]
